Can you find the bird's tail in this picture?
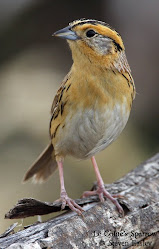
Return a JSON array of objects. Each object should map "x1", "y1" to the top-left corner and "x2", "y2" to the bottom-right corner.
[{"x1": 23, "y1": 143, "x2": 57, "y2": 183}]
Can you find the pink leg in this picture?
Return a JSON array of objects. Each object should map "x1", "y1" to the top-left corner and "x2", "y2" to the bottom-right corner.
[
  {"x1": 82, "y1": 156, "x2": 123, "y2": 214},
  {"x1": 56, "y1": 159, "x2": 84, "y2": 215}
]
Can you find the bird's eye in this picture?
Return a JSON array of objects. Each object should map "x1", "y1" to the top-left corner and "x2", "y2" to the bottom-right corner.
[{"x1": 86, "y1": 29, "x2": 96, "y2": 38}]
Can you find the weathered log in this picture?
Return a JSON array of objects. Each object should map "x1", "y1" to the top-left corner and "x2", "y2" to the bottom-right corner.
[
  {"x1": 0, "y1": 153, "x2": 159, "y2": 249},
  {"x1": 4, "y1": 196, "x2": 101, "y2": 219}
]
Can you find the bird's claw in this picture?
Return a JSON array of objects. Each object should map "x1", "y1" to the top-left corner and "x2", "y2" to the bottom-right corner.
[
  {"x1": 56, "y1": 192, "x2": 84, "y2": 215},
  {"x1": 82, "y1": 187, "x2": 124, "y2": 215}
]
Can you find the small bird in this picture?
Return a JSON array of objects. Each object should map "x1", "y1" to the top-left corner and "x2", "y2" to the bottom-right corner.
[{"x1": 23, "y1": 18, "x2": 135, "y2": 215}]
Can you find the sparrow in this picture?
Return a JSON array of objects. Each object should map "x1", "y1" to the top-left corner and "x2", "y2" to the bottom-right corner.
[{"x1": 23, "y1": 18, "x2": 135, "y2": 215}]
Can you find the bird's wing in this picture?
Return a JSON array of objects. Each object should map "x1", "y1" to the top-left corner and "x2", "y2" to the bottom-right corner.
[
  {"x1": 49, "y1": 70, "x2": 72, "y2": 138},
  {"x1": 51, "y1": 72, "x2": 71, "y2": 115}
]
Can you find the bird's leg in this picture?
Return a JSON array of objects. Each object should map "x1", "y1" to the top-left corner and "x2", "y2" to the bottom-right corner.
[
  {"x1": 82, "y1": 156, "x2": 123, "y2": 214},
  {"x1": 56, "y1": 158, "x2": 84, "y2": 215}
]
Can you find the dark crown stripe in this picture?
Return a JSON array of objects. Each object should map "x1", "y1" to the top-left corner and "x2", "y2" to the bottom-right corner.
[
  {"x1": 70, "y1": 18, "x2": 108, "y2": 28},
  {"x1": 70, "y1": 19, "x2": 120, "y2": 38}
]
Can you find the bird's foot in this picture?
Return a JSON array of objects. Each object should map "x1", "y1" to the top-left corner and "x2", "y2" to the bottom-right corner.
[
  {"x1": 55, "y1": 191, "x2": 84, "y2": 215},
  {"x1": 82, "y1": 186, "x2": 123, "y2": 214}
]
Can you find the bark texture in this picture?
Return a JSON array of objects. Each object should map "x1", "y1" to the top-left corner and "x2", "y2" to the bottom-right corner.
[{"x1": 0, "y1": 153, "x2": 159, "y2": 249}]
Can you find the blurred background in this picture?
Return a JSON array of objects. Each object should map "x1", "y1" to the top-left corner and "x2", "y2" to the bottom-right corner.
[{"x1": 0, "y1": 0, "x2": 158, "y2": 234}]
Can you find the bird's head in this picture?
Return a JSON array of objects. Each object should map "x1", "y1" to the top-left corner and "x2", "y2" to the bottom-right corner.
[{"x1": 53, "y1": 18, "x2": 125, "y2": 67}]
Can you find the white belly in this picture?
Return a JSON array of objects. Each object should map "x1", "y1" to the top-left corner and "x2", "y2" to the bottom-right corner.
[{"x1": 54, "y1": 99, "x2": 130, "y2": 159}]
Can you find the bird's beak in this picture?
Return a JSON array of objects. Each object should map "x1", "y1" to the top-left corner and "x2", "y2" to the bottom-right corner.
[{"x1": 53, "y1": 26, "x2": 79, "y2": 40}]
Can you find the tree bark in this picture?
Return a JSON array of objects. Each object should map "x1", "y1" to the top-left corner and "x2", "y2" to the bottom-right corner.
[{"x1": 0, "y1": 153, "x2": 159, "y2": 249}]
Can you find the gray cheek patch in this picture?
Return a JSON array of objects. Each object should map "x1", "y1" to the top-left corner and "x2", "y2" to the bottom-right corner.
[{"x1": 86, "y1": 35, "x2": 112, "y2": 55}]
